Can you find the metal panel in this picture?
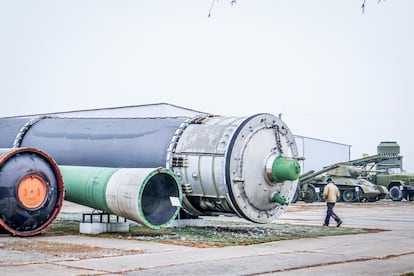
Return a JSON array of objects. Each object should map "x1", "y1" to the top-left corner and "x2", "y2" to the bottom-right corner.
[
  {"x1": 19, "y1": 117, "x2": 186, "y2": 168},
  {"x1": 295, "y1": 135, "x2": 351, "y2": 173},
  {"x1": 174, "y1": 124, "x2": 229, "y2": 154},
  {"x1": 182, "y1": 155, "x2": 205, "y2": 196},
  {"x1": 0, "y1": 117, "x2": 31, "y2": 147}
]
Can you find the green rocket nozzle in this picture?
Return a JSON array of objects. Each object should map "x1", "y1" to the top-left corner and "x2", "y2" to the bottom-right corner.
[
  {"x1": 272, "y1": 193, "x2": 289, "y2": 205},
  {"x1": 270, "y1": 156, "x2": 300, "y2": 183}
]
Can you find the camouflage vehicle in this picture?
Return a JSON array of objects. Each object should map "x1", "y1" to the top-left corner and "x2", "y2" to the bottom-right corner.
[
  {"x1": 354, "y1": 142, "x2": 414, "y2": 201},
  {"x1": 292, "y1": 141, "x2": 413, "y2": 203},
  {"x1": 293, "y1": 163, "x2": 388, "y2": 203},
  {"x1": 369, "y1": 169, "x2": 414, "y2": 201}
]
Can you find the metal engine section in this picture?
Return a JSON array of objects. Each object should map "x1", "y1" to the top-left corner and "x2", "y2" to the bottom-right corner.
[{"x1": 166, "y1": 113, "x2": 299, "y2": 223}]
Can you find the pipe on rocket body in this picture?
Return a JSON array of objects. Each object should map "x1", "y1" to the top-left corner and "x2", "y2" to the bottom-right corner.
[
  {"x1": 0, "y1": 147, "x2": 64, "y2": 236},
  {"x1": 59, "y1": 166, "x2": 182, "y2": 229}
]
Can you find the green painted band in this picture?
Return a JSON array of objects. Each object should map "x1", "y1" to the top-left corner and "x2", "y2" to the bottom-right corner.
[{"x1": 59, "y1": 165, "x2": 118, "y2": 212}]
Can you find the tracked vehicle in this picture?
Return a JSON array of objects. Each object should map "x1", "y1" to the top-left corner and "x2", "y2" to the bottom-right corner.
[{"x1": 294, "y1": 163, "x2": 388, "y2": 203}]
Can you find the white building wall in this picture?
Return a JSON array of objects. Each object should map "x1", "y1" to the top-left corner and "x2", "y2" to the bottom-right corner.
[{"x1": 295, "y1": 135, "x2": 351, "y2": 174}]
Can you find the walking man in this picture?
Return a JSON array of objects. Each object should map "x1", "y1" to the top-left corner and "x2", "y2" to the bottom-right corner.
[{"x1": 323, "y1": 177, "x2": 343, "y2": 227}]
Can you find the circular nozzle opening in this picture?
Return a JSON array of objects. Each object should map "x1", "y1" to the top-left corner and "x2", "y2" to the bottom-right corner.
[
  {"x1": 17, "y1": 175, "x2": 48, "y2": 210},
  {"x1": 140, "y1": 169, "x2": 182, "y2": 228},
  {"x1": 266, "y1": 155, "x2": 300, "y2": 183}
]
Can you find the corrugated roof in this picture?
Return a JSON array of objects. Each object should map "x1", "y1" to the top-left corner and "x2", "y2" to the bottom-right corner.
[{"x1": 3, "y1": 103, "x2": 209, "y2": 119}]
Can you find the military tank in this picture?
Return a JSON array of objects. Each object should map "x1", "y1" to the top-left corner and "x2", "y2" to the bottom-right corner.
[
  {"x1": 321, "y1": 141, "x2": 414, "y2": 202},
  {"x1": 294, "y1": 163, "x2": 389, "y2": 203}
]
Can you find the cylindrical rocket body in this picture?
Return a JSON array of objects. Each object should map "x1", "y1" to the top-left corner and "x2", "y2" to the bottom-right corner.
[
  {"x1": 0, "y1": 112, "x2": 299, "y2": 223},
  {"x1": 0, "y1": 147, "x2": 64, "y2": 236},
  {"x1": 0, "y1": 117, "x2": 31, "y2": 147},
  {"x1": 11, "y1": 117, "x2": 187, "y2": 168},
  {"x1": 59, "y1": 166, "x2": 182, "y2": 229}
]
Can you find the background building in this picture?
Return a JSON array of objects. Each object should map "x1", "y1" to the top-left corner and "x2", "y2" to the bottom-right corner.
[{"x1": 294, "y1": 135, "x2": 351, "y2": 173}]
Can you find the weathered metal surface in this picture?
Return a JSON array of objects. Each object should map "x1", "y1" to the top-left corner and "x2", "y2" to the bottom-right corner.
[{"x1": 0, "y1": 147, "x2": 64, "y2": 236}]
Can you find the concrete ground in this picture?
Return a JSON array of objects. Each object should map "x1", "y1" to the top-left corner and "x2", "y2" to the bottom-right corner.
[{"x1": 1, "y1": 200, "x2": 413, "y2": 275}]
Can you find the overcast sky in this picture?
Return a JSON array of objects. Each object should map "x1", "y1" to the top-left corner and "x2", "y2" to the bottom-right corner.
[{"x1": 1, "y1": 1, "x2": 413, "y2": 172}]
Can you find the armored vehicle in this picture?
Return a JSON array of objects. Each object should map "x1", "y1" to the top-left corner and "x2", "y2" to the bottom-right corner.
[
  {"x1": 362, "y1": 142, "x2": 414, "y2": 201},
  {"x1": 371, "y1": 170, "x2": 414, "y2": 201},
  {"x1": 319, "y1": 164, "x2": 388, "y2": 202},
  {"x1": 294, "y1": 163, "x2": 388, "y2": 203},
  {"x1": 294, "y1": 141, "x2": 414, "y2": 203},
  {"x1": 348, "y1": 142, "x2": 414, "y2": 201}
]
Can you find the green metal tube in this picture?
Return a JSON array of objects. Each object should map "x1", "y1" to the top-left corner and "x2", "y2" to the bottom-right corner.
[
  {"x1": 59, "y1": 166, "x2": 182, "y2": 229},
  {"x1": 59, "y1": 166, "x2": 118, "y2": 213}
]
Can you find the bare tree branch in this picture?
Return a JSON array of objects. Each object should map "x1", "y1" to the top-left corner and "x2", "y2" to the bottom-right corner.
[
  {"x1": 208, "y1": 0, "x2": 217, "y2": 18},
  {"x1": 361, "y1": 0, "x2": 367, "y2": 13},
  {"x1": 362, "y1": 0, "x2": 384, "y2": 14},
  {"x1": 208, "y1": 1, "x2": 382, "y2": 17},
  {"x1": 208, "y1": 0, "x2": 237, "y2": 18}
]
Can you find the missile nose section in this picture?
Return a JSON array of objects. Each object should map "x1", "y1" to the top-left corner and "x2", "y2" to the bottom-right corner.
[{"x1": 0, "y1": 147, "x2": 64, "y2": 237}]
